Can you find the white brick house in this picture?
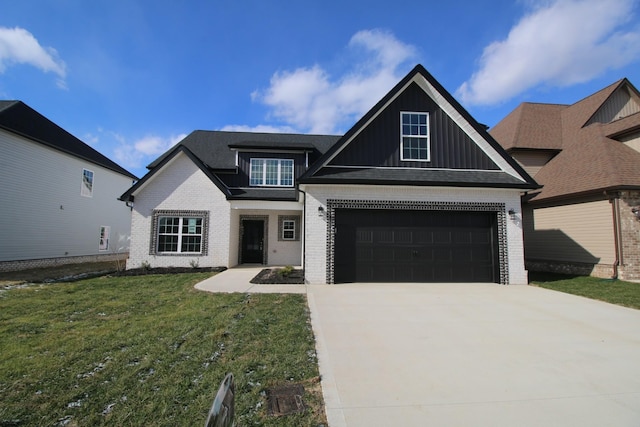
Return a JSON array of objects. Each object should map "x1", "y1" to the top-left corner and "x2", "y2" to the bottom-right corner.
[{"x1": 120, "y1": 65, "x2": 538, "y2": 284}]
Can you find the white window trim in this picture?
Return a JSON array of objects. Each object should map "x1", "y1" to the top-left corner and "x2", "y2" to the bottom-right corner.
[
  {"x1": 249, "y1": 158, "x2": 294, "y2": 187},
  {"x1": 278, "y1": 215, "x2": 300, "y2": 241},
  {"x1": 157, "y1": 216, "x2": 204, "y2": 254},
  {"x1": 81, "y1": 168, "x2": 94, "y2": 197},
  {"x1": 400, "y1": 111, "x2": 430, "y2": 162},
  {"x1": 282, "y1": 219, "x2": 296, "y2": 240}
]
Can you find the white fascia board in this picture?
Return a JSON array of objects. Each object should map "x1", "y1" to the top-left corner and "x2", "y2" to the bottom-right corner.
[{"x1": 412, "y1": 75, "x2": 525, "y2": 182}]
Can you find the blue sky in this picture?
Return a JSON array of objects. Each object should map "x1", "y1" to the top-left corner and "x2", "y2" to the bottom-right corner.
[{"x1": 2, "y1": 0, "x2": 640, "y2": 178}]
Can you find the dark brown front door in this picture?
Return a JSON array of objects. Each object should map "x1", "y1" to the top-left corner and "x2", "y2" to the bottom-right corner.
[{"x1": 242, "y1": 220, "x2": 264, "y2": 264}]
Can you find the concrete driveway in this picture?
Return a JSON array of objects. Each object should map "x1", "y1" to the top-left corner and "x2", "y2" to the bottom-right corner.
[{"x1": 306, "y1": 283, "x2": 640, "y2": 427}]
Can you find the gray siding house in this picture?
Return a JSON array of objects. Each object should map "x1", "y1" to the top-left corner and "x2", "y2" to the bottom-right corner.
[
  {"x1": 0, "y1": 101, "x2": 137, "y2": 271},
  {"x1": 121, "y1": 65, "x2": 538, "y2": 284}
]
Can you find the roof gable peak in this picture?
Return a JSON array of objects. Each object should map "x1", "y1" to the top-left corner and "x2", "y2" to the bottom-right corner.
[{"x1": 300, "y1": 64, "x2": 537, "y2": 189}]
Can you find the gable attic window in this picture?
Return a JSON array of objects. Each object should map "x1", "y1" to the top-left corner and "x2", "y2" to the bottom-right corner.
[
  {"x1": 81, "y1": 168, "x2": 94, "y2": 197},
  {"x1": 250, "y1": 159, "x2": 294, "y2": 187},
  {"x1": 400, "y1": 112, "x2": 430, "y2": 161}
]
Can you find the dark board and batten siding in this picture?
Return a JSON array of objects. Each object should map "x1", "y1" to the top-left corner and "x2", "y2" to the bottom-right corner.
[{"x1": 329, "y1": 82, "x2": 499, "y2": 170}]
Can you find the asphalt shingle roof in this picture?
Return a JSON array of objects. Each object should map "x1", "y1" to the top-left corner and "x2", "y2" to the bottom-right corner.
[
  {"x1": 148, "y1": 130, "x2": 339, "y2": 171},
  {"x1": 0, "y1": 100, "x2": 137, "y2": 179},
  {"x1": 491, "y1": 79, "x2": 640, "y2": 203}
]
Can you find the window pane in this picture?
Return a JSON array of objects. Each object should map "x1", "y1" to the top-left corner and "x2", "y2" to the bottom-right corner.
[
  {"x1": 250, "y1": 159, "x2": 264, "y2": 186},
  {"x1": 158, "y1": 235, "x2": 178, "y2": 252},
  {"x1": 181, "y1": 236, "x2": 202, "y2": 252},
  {"x1": 281, "y1": 160, "x2": 293, "y2": 186},
  {"x1": 282, "y1": 219, "x2": 295, "y2": 240},
  {"x1": 159, "y1": 217, "x2": 179, "y2": 233},
  {"x1": 265, "y1": 159, "x2": 279, "y2": 185},
  {"x1": 182, "y1": 218, "x2": 202, "y2": 234}
]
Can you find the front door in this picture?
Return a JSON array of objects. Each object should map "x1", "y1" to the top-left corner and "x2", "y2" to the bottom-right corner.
[{"x1": 242, "y1": 220, "x2": 264, "y2": 263}]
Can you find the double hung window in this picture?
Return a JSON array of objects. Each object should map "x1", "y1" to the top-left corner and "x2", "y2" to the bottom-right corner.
[
  {"x1": 278, "y1": 215, "x2": 300, "y2": 241},
  {"x1": 250, "y1": 159, "x2": 294, "y2": 187},
  {"x1": 157, "y1": 216, "x2": 203, "y2": 253},
  {"x1": 400, "y1": 112, "x2": 430, "y2": 161}
]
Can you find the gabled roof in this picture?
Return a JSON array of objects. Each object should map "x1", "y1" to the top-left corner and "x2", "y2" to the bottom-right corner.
[
  {"x1": 0, "y1": 100, "x2": 137, "y2": 179},
  {"x1": 299, "y1": 64, "x2": 538, "y2": 190},
  {"x1": 119, "y1": 145, "x2": 231, "y2": 202},
  {"x1": 491, "y1": 79, "x2": 640, "y2": 203},
  {"x1": 147, "y1": 130, "x2": 339, "y2": 171},
  {"x1": 121, "y1": 130, "x2": 340, "y2": 201}
]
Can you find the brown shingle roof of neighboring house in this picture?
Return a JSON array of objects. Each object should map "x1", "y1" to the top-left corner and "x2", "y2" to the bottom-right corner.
[
  {"x1": 491, "y1": 79, "x2": 640, "y2": 204},
  {"x1": 490, "y1": 102, "x2": 567, "y2": 151}
]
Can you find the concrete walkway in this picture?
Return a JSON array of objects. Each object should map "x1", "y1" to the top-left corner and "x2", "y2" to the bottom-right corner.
[{"x1": 195, "y1": 268, "x2": 640, "y2": 427}]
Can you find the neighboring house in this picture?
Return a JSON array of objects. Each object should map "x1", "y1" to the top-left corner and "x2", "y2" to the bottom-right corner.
[
  {"x1": 491, "y1": 79, "x2": 640, "y2": 281},
  {"x1": 0, "y1": 101, "x2": 137, "y2": 272},
  {"x1": 120, "y1": 65, "x2": 538, "y2": 284}
]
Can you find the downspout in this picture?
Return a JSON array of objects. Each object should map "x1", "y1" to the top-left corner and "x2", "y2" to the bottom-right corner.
[
  {"x1": 298, "y1": 187, "x2": 307, "y2": 279},
  {"x1": 609, "y1": 192, "x2": 622, "y2": 280}
]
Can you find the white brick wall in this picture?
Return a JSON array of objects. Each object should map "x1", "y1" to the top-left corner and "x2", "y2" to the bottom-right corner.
[
  {"x1": 301, "y1": 184, "x2": 528, "y2": 284},
  {"x1": 127, "y1": 153, "x2": 231, "y2": 269}
]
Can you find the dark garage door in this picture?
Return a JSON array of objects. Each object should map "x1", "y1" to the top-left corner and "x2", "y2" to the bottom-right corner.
[{"x1": 334, "y1": 209, "x2": 499, "y2": 283}]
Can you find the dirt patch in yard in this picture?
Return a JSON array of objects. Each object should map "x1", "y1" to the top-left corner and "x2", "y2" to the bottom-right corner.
[{"x1": 0, "y1": 262, "x2": 225, "y2": 285}]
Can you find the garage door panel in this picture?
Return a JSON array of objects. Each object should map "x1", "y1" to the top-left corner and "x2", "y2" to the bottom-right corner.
[
  {"x1": 453, "y1": 247, "x2": 473, "y2": 263},
  {"x1": 453, "y1": 230, "x2": 471, "y2": 244},
  {"x1": 335, "y1": 209, "x2": 499, "y2": 283},
  {"x1": 433, "y1": 230, "x2": 451, "y2": 244},
  {"x1": 471, "y1": 230, "x2": 490, "y2": 244}
]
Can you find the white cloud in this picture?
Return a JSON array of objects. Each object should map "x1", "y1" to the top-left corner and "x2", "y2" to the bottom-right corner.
[
  {"x1": 221, "y1": 124, "x2": 297, "y2": 134},
  {"x1": 251, "y1": 29, "x2": 416, "y2": 134},
  {"x1": 457, "y1": 0, "x2": 640, "y2": 106},
  {"x1": 112, "y1": 133, "x2": 186, "y2": 170},
  {"x1": 0, "y1": 26, "x2": 67, "y2": 87}
]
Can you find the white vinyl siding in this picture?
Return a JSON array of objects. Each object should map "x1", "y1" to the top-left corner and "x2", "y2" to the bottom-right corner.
[
  {"x1": 526, "y1": 200, "x2": 616, "y2": 264},
  {"x1": 0, "y1": 130, "x2": 133, "y2": 262}
]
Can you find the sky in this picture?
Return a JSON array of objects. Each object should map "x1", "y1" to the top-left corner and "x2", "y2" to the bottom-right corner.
[{"x1": 1, "y1": 0, "x2": 640, "y2": 179}]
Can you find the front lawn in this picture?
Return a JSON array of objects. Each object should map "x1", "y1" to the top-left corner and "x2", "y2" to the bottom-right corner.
[
  {"x1": 530, "y1": 272, "x2": 640, "y2": 309},
  {"x1": 0, "y1": 273, "x2": 324, "y2": 426}
]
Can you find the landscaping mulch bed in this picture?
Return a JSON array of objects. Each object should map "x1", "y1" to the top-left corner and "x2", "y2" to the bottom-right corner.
[{"x1": 250, "y1": 268, "x2": 305, "y2": 284}]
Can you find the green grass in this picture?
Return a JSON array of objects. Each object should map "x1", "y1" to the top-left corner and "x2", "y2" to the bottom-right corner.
[
  {"x1": 530, "y1": 272, "x2": 640, "y2": 309},
  {"x1": 0, "y1": 273, "x2": 325, "y2": 426}
]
